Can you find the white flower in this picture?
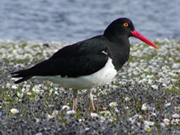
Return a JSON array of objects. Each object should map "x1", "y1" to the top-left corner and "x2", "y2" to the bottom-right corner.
[
  {"x1": 125, "y1": 106, "x2": 129, "y2": 109},
  {"x1": 91, "y1": 112, "x2": 99, "y2": 117},
  {"x1": 78, "y1": 119, "x2": 84, "y2": 122},
  {"x1": 172, "y1": 113, "x2": 180, "y2": 118},
  {"x1": 22, "y1": 88, "x2": 28, "y2": 93},
  {"x1": 129, "y1": 114, "x2": 143, "y2": 123},
  {"x1": 113, "y1": 85, "x2": 119, "y2": 89},
  {"x1": 144, "y1": 125, "x2": 151, "y2": 131},
  {"x1": 49, "y1": 89, "x2": 53, "y2": 94},
  {"x1": 62, "y1": 105, "x2": 70, "y2": 110},
  {"x1": 99, "y1": 110, "x2": 111, "y2": 117},
  {"x1": 141, "y1": 103, "x2": 149, "y2": 111},
  {"x1": 32, "y1": 86, "x2": 44, "y2": 94},
  {"x1": 172, "y1": 63, "x2": 180, "y2": 69},
  {"x1": 150, "y1": 112, "x2": 157, "y2": 116},
  {"x1": 48, "y1": 104, "x2": 54, "y2": 107},
  {"x1": 147, "y1": 75, "x2": 153, "y2": 79},
  {"x1": 160, "y1": 122, "x2": 166, "y2": 128},
  {"x1": 164, "y1": 102, "x2": 171, "y2": 107},
  {"x1": 162, "y1": 66, "x2": 166, "y2": 70},
  {"x1": 158, "y1": 72, "x2": 163, "y2": 76},
  {"x1": 17, "y1": 92, "x2": 23, "y2": 98},
  {"x1": 162, "y1": 83, "x2": 167, "y2": 87},
  {"x1": 6, "y1": 83, "x2": 11, "y2": 88},
  {"x1": 66, "y1": 110, "x2": 76, "y2": 115},
  {"x1": 114, "y1": 107, "x2": 119, "y2": 112},
  {"x1": 11, "y1": 85, "x2": 18, "y2": 89},
  {"x1": 33, "y1": 88, "x2": 40, "y2": 94},
  {"x1": 52, "y1": 110, "x2": 58, "y2": 116},
  {"x1": 10, "y1": 108, "x2": 19, "y2": 114},
  {"x1": 109, "y1": 102, "x2": 118, "y2": 107},
  {"x1": 171, "y1": 119, "x2": 179, "y2": 125},
  {"x1": 163, "y1": 118, "x2": 170, "y2": 125},
  {"x1": 46, "y1": 114, "x2": 54, "y2": 119},
  {"x1": 125, "y1": 97, "x2": 130, "y2": 101},
  {"x1": 26, "y1": 92, "x2": 32, "y2": 95},
  {"x1": 100, "y1": 116, "x2": 106, "y2": 122},
  {"x1": 54, "y1": 91, "x2": 59, "y2": 95},
  {"x1": 144, "y1": 120, "x2": 155, "y2": 126},
  {"x1": 148, "y1": 80, "x2": 153, "y2": 84},
  {"x1": 35, "y1": 118, "x2": 40, "y2": 123},
  {"x1": 151, "y1": 85, "x2": 158, "y2": 89},
  {"x1": 85, "y1": 128, "x2": 90, "y2": 131}
]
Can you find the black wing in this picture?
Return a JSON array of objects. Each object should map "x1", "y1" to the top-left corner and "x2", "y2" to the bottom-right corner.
[{"x1": 11, "y1": 36, "x2": 109, "y2": 83}]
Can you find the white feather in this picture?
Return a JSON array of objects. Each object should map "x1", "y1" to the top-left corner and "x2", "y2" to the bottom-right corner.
[{"x1": 33, "y1": 58, "x2": 117, "y2": 89}]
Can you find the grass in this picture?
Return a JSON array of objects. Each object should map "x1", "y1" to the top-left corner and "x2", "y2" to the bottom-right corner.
[{"x1": 0, "y1": 39, "x2": 180, "y2": 134}]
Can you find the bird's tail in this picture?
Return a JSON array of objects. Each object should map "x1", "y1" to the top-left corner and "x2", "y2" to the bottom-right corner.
[{"x1": 11, "y1": 70, "x2": 32, "y2": 84}]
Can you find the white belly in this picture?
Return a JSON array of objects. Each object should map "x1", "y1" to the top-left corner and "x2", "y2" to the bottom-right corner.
[{"x1": 33, "y1": 58, "x2": 117, "y2": 89}]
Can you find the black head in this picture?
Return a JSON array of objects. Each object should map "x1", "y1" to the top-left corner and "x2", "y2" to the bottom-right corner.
[
  {"x1": 103, "y1": 18, "x2": 159, "y2": 49},
  {"x1": 104, "y1": 18, "x2": 135, "y2": 41}
]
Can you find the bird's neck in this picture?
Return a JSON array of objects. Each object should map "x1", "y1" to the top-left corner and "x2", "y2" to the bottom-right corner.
[{"x1": 107, "y1": 37, "x2": 130, "y2": 71}]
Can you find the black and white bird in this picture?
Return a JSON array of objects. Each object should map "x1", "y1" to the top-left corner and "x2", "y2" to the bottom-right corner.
[{"x1": 11, "y1": 18, "x2": 159, "y2": 112}]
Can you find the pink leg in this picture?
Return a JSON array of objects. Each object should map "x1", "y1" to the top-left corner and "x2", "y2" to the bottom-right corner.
[
  {"x1": 73, "y1": 89, "x2": 78, "y2": 111},
  {"x1": 89, "y1": 90, "x2": 95, "y2": 112}
]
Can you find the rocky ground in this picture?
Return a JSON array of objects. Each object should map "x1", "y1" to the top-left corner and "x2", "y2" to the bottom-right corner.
[{"x1": 0, "y1": 39, "x2": 180, "y2": 135}]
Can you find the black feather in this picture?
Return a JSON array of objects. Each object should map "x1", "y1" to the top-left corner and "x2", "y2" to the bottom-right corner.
[{"x1": 11, "y1": 36, "x2": 111, "y2": 83}]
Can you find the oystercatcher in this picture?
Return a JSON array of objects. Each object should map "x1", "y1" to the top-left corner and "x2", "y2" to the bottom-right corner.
[{"x1": 11, "y1": 18, "x2": 159, "y2": 112}]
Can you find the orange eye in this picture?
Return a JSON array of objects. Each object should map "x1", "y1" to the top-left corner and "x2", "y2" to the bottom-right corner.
[{"x1": 123, "y1": 22, "x2": 129, "y2": 27}]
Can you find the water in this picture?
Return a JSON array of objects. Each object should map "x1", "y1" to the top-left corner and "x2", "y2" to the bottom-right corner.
[{"x1": 0, "y1": 0, "x2": 180, "y2": 42}]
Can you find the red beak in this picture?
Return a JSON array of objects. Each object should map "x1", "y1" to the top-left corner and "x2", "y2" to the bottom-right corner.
[{"x1": 131, "y1": 30, "x2": 159, "y2": 49}]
